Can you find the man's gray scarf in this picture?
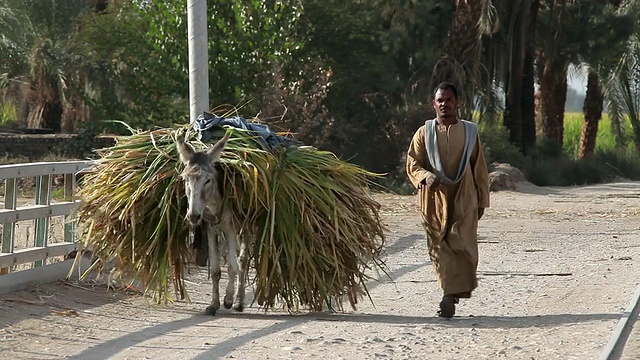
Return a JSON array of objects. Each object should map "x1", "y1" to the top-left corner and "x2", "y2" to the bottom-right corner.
[{"x1": 424, "y1": 119, "x2": 478, "y2": 185}]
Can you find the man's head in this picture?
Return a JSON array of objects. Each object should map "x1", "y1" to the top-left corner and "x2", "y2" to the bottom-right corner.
[{"x1": 432, "y1": 82, "x2": 458, "y2": 121}]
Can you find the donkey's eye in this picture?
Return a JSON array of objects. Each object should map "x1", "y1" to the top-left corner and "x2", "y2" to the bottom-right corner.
[{"x1": 204, "y1": 179, "x2": 212, "y2": 186}]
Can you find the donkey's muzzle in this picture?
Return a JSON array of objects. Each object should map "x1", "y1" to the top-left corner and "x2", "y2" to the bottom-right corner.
[{"x1": 186, "y1": 212, "x2": 202, "y2": 226}]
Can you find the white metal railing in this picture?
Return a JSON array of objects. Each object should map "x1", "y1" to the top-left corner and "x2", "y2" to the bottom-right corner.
[{"x1": 0, "y1": 161, "x2": 93, "y2": 273}]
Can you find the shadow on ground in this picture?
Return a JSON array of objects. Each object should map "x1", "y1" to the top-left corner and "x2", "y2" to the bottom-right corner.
[{"x1": 62, "y1": 309, "x2": 620, "y2": 360}]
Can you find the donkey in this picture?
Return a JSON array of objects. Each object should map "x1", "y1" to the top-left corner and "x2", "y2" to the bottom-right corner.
[{"x1": 176, "y1": 132, "x2": 251, "y2": 316}]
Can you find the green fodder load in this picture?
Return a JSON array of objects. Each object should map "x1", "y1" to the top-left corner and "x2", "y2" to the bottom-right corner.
[{"x1": 75, "y1": 123, "x2": 386, "y2": 311}]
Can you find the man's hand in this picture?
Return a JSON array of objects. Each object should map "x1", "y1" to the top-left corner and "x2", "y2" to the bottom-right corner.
[
  {"x1": 478, "y1": 207, "x2": 485, "y2": 220},
  {"x1": 421, "y1": 173, "x2": 440, "y2": 189}
]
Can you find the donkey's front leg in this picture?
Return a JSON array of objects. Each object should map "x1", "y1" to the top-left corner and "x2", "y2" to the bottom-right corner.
[
  {"x1": 205, "y1": 224, "x2": 221, "y2": 316},
  {"x1": 234, "y1": 235, "x2": 251, "y2": 312},
  {"x1": 221, "y1": 219, "x2": 239, "y2": 310}
]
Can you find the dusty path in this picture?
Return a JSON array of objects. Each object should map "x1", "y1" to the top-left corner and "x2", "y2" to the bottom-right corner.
[{"x1": 1, "y1": 181, "x2": 640, "y2": 360}]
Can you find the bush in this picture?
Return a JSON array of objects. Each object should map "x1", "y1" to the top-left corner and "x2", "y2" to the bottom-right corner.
[
  {"x1": 478, "y1": 120, "x2": 527, "y2": 170},
  {"x1": 0, "y1": 100, "x2": 17, "y2": 126},
  {"x1": 557, "y1": 158, "x2": 613, "y2": 186},
  {"x1": 524, "y1": 156, "x2": 612, "y2": 187},
  {"x1": 530, "y1": 138, "x2": 565, "y2": 160},
  {"x1": 595, "y1": 147, "x2": 640, "y2": 180},
  {"x1": 523, "y1": 139, "x2": 640, "y2": 186}
]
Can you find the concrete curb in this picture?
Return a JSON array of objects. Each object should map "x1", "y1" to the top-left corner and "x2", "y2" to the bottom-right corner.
[
  {"x1": 0, "y1": 258, "x2": 93, "y2": 295},
  {"x1": 599, "y1": 281, "x2": 640, "y2": 360}
]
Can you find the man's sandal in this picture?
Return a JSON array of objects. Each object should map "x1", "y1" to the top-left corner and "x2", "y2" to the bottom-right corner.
[{"x1": 438, "y1": 296, "x2": 456, "y2": 318}]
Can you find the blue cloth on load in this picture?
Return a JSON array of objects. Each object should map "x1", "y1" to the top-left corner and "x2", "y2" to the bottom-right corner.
[{"x1": 191, "y1": 111, "x2": 296, "y2": 150}]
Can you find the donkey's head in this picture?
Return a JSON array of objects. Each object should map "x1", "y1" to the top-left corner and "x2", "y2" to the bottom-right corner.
[{"x1": 176, "y1": 132, "x2": 230, "y2": 226}]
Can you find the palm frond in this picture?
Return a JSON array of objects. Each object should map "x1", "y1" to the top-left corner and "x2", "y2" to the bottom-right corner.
[
  {"x1": 478, "y1": 0, "x2": 498, "y2": 36},
  {"x1": 606, "y1": 31, "x2": 640, "y2": 148},
  {"x1": 604, "y1": 73, "x2": 627, "y2": 147}
]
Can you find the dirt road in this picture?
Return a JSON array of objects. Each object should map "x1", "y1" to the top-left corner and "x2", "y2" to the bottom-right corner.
[{"x1": 1, "y1": 181, "x2": 640, "y2": 360}]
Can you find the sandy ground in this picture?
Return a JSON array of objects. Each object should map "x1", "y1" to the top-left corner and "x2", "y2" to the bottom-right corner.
[{"x1": 1, "y1": 181, "x2": 640, "y2": 360}]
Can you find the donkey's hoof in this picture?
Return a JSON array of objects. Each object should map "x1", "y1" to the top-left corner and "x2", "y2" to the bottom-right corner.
[
  {"x1": 205, "y1": 305, "x2": 218, "y2": 316},
  {"x1": 232, "y1": 303, "x2": 244, "y2": 312},
  {"x1": 223, "y1": 299, "x2": 233, "y2": 309}
]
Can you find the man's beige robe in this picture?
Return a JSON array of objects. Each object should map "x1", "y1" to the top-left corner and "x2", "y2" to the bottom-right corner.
[{"x1": 406, "y1": 120, "x2": 490, "y2": 298}]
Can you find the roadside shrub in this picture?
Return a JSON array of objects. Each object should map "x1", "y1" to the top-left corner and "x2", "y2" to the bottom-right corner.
[
  {"x1": 595, "y1": 146, "x2": 640, "y2": 180},
  {"x1": 478, "y1": 121, "x2": 527, "y2": 170},
  {"x1": 0, "y1": 101, "x2": 17, "y2": 126},
  {"x1": 524, "y1": 155, "x2": 612, "y2": 187},
  {"x1": 526, "y1": 138, "x2": 603, "y2": 186}
]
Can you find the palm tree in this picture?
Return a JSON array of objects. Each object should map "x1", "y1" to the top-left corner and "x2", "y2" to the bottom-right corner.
[
  {"x1": 534, "y1": 0, "x2": 634, "y2": 154},
  {"x1": 431, "y1": 0, "x2": 487, "y2": 120},
  {"x1": 579, "y1": 70, "x2": 605, "y2": 159},
  {"x1": 536, "y1": 0, "x2": 571, "y2": 147},
  {"x1": 481, "y1": 0, "x2": 539, "y2": 153},
  {"x1": 576, "y1": 2, "x2": 635, "y2": 159},
  {"x1": 607, "y1": 20, "x2": 640, "y2": 152},
  {"x1": 520, "y1": 0, "x2": 540, "y2": 155},
  {"x1": 0, "y1": 0, "x2": 92, "y2": 132}
]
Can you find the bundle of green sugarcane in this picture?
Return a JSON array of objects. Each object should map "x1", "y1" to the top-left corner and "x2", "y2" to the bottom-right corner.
[{"x1": 75, "y1": 122, "x2": 386, "y2": 311}]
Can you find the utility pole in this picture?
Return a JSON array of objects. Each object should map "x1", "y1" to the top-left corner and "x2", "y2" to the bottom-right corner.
[
  {"x1": 187, "y1": 0, "x2": 209, "y2": 261},
  {"x1": 187, "y1": 0, "x2": 209, "y2": 124}
]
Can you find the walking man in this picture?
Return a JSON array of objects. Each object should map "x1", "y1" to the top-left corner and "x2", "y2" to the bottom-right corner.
[{"x1": 406, "y1": 82, "x2": 490, "y2": 318}]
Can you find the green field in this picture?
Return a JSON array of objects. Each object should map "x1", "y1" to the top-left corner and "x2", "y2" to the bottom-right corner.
[{"x1": 563, "y1": 112, "x2": 635, "y2": 158}]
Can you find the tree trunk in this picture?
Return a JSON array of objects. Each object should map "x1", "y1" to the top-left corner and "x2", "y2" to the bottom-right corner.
[
  {"x1": 521, "y1": 0, "x2": 540, "y2": 155},
  {"x1": 578, "y1": 71, "x2": 604, "y2": 159},
  {"x1": 444, "y1": 1, "x2": 483, "y2": 64},
  {"x1": 436, "y1": 0, "x2": 483, "y2": 119},
  {"x1": 539, "y1": 56, "x2": 568, "y2": 146},
  {"x1": 630, "y1": 115, "x2": 640, "y2": 154},
  {"x1": 633, "y1": 126, "x2": 640, "y2": 154},
  {"x1": 27, "y1": 101, "x2": 62, "y2": 132},
  {"x1": 61, "y1": 96, "x2": 87, "y2": 133},
  {"x1": 503, "y1": 0, "x2": 533, "y2": 152},
  {"x1": 43, "y1": 101, "x2": 63, "y2": 132}
]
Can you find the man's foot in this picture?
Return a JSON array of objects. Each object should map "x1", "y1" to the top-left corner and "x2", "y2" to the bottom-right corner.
[{"x1": 438, "y1": 295, "x2": 455, "y2": 318}]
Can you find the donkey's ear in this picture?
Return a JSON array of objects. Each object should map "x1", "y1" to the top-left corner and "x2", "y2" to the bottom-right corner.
[
  {"x1": 176, "y1": 134, "x2": 196, "y2": 164},
  {"x1": 206, "y1": 132, "x2": 231, "y2": 163}
]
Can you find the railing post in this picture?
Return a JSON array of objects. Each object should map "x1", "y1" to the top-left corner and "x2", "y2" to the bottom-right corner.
[
  {"x1": 33, "y1": 174, "x2": 52, "y2": 267},
  {"x1": 1, "y1": 178, "x2": 17, "y2": 274},
  {"x1": 63, "y1": 173, "x2": 77, "y2": 245}
]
